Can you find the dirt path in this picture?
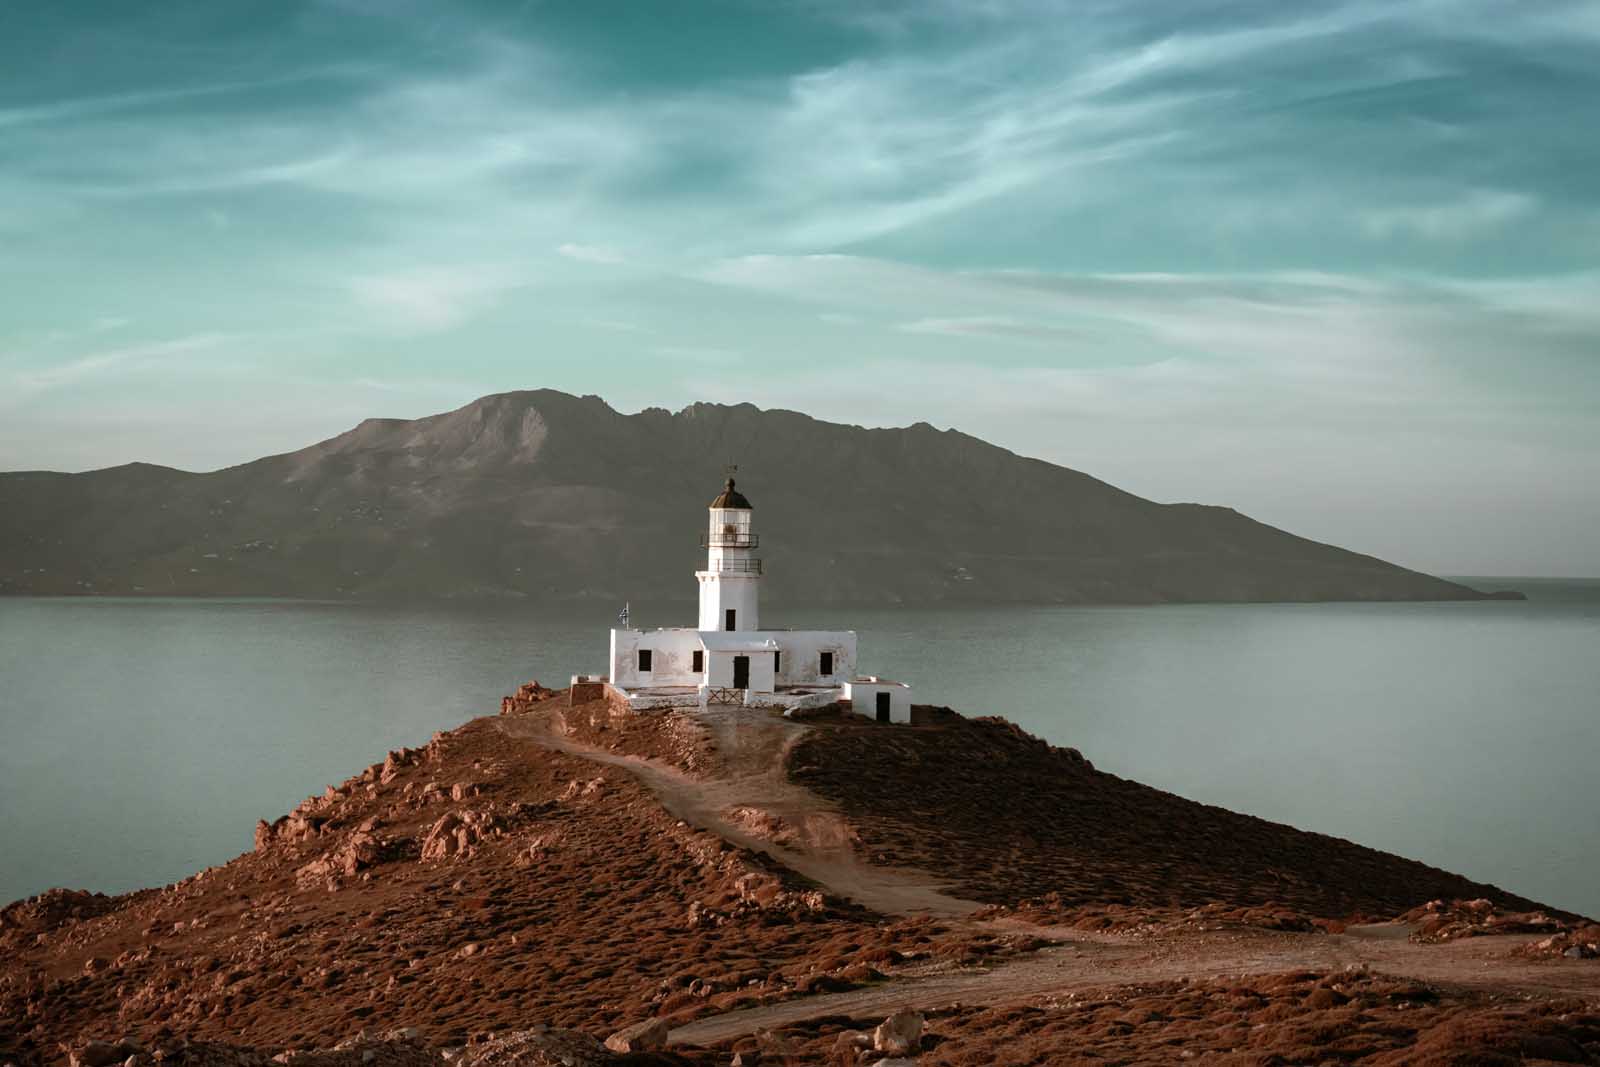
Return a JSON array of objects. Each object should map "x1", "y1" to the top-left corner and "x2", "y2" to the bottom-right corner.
[
  {"x1": 669, "y1": 925, "x2": 1600, "y2": 1046},
  {"x1": 498, "y1": 706, "x2": 983, "y2": 918},
  {"x1": 496, "y1": 705, "x2": 1600, "y2": 1047}
]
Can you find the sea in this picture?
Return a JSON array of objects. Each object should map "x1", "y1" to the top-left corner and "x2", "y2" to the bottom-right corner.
[{"x1": 2, "y1": 581, "x2": 1597, "y2": 916}]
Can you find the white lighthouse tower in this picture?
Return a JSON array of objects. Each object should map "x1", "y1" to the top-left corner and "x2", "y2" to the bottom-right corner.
[{"x1": 697, "y1": 478, "x2": 760, "y2": 631}]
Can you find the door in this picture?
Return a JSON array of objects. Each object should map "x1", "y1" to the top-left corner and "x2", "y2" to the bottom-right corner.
[
  {"x1": 732, "y1": 655, "x2": 750, "y2": 689},
  {"x1": 725, "y1": 608, "x2": 737, "y2": 631},
  {"x1": 875, "y1": 692, "x2": 891, "y2": 723}
]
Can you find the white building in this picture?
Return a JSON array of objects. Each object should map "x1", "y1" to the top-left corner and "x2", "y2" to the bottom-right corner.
[{"x1": 593, "y1": 478, "x2": 912, "y2": 722}]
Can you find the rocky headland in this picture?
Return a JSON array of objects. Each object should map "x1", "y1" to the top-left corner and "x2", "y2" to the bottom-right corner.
[
  {"x1": 0, "y1": 390, "x2": 1519, "y2": 604},
  {"x1": 4, "y1": 689, "x2": 1595, "y2": 1067}
]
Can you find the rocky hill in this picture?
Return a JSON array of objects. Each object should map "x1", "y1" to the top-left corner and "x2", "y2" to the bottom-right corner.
[
  {"x1": 4, "y1": 692, "x2": 1596, "y2": 1067},
  {"x1": 0, "y1": 389, "x2": 1509, "y2": 603}
]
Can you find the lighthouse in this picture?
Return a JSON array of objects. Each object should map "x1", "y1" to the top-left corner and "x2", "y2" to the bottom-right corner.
[
  {"x1": 697, "y1": 478, "x2": 759, "y2": 632},
  {"x1": 596, "y1": 474, "x2": 913, "y2": 721}
]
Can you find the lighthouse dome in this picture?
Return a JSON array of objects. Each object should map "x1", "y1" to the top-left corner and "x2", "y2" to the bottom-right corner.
[{"x1": 710, "y1": 478, "x2": 751, "y2": 509}]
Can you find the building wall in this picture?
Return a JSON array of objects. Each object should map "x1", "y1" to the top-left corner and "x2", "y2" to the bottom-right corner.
[
  {"x1": 696, "y1": 573, "x2": 761, "y2": 631},
  {"x1": 772, "y1": 630, "x2": 858, "y2": 687},
  {"x1": 842, "y1": 679, "x2": 913, "y2": 724},
  {"x1": 609, "y1": 628, "x2": 704, "y2": 689},
  {"x1": 609, "y1": 628, "x2": 859, "y2": 693},
  {"x1": 705, "y1": 648, "x2": 777, "y2": 692}
]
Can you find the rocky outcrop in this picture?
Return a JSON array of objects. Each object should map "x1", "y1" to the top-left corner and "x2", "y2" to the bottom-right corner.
[
  {"x1": 0, "y1": 890, "x2": 124, "y2": 952},
  {"x1": 1402, "y1": 898, "x2": 1567, "y2": 944},
  {"x1": 500, "y1": 682, "x2": 555, "y2": 717}
]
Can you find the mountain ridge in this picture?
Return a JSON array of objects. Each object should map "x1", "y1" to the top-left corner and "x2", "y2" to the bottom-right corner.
[{"x1": 0, "y1": 389, "x2": 1513, "y2": 603}]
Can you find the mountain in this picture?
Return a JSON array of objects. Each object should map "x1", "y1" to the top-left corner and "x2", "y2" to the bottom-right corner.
[{"x1": 0, "y1": 389, "x2": 1509, "y2": 603}]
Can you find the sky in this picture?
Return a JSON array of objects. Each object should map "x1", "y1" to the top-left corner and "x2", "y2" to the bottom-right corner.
[{"x1": 2, "y1": 0, "x2": 1597, "y2": 577}]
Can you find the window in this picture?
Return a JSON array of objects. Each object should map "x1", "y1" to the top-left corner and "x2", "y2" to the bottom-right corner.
[
  {"x1": 725, "y1": 608, "x2": 737, "y2": 631},
  {"x1": 692, "y1": 649, "x2": 704, "y2": 673},
  {"x1": 773, "y1": 650, "x2": 781, "y2": 674},
  {"x1": 637, "y1": 649, "x2": 652, "y2": 672},
  {"x1": 820, "y1": 651, "x2": 834, "y2": 675}
]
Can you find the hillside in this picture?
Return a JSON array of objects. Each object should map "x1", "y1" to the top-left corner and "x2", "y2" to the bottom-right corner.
[
  {"x1": 0, "y1": 389, "x2": 1508, "y2": 603},
  {"x1": 4, "y1": 693, "x2": 1596, "y2": 1067}
]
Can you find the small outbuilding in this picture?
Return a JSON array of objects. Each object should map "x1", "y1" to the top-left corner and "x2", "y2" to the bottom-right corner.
[{"x1": 843, "y1": 677, "x2": 913, "y2": 723}]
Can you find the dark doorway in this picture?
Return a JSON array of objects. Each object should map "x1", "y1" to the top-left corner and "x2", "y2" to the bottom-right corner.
[
  {"x1": 732, "y1": 655, "x2": 750, "y2": 689},
  {"x1": 691, "y1": 649, "x2": 704, "y2": 673},
  {"x1": 875, "y1": 692, "x2": 891, "y2": 723},
  {"x1": 773, "y1": 650, "x2": 781, "y2": 675},
  {"x1": 637, "y1": 649, "x2": 652, "y2": 672},
  {"x1": 820, "y1": 651, "x2": 834, "y2": 675},
  {"x1": 725, "y1": 608, "x2": 737, "y2": 631}
]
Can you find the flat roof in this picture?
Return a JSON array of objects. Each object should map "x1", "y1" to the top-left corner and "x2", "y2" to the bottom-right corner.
[{"x1": 697, "y1": 632, "x2": 782, "y2": 652}]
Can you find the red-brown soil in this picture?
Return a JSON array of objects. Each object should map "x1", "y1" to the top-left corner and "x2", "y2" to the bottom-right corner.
[
  {"x1": 787, "y1": 706, "x2": 1557, "y2": 920},
  {"x1": 679, "y1": 969, "x2": 1600, "y2": 1066},
  {"x1": 0, "y1": 701, "x2": 976, "y2": 1064},
  {"x1": 5, "y1": 695, "x2": 1597, "y2": 1067}
]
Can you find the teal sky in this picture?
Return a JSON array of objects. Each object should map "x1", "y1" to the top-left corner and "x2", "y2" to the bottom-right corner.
[{"x1": 2, "y1": 1, "x2": 1597, "y2": 575}]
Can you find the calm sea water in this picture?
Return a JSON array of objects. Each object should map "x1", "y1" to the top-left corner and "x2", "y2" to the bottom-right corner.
[{"x1": 2, "y1": 583, "x2": 1597, "y2": 916}]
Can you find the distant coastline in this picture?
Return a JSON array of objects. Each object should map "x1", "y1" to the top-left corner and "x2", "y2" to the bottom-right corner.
[{"x1": 0, "y1": 389, "x2": 1541, "y2": 607}]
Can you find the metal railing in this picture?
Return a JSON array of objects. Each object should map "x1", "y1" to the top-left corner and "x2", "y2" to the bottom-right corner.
[
  {"x1": 700, "y1": 531, "x2": 759, "y2": 548},
  {"x1": 703, "y1": 558, "x2": 763, "y2": 575}
]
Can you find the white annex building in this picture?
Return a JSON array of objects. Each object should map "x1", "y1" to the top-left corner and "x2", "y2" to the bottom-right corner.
[{"x1": 584, "y1": 477, "x2": 912, "y2": 722}]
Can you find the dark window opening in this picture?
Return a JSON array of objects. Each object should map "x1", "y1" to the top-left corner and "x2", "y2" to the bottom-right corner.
[
  {"x1": 773, "y1": 650, "x2": 782, "y2": 674},
  {"x1": 875, "y1": 692, "x2": 891, "y2": 723},
  {"x1": 733, "y1": 655, "x2": 750, "y2": 689},
  {"x1": 820, "y1": 651, "x2": 834, "y2": 675},
  {"x1": 725, "y1": 608, "x2": 737, "y2": 631},
  {"x1": 692, "y1": 649, "x2": 704, "y2": 673},
  {"x1": 637, "y1": 649, "x2": 652, "y2": 672}
]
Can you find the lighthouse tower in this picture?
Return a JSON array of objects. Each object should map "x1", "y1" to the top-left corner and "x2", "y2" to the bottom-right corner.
[{"x1": 697, "y1": 478, "x2": 760, "y2": 631}]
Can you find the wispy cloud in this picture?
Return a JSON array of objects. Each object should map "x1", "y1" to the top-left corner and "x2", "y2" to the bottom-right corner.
[
  {"x1": 557, "y1": 243, "x2": 625, "y2": 265},
  {"x1": 898, "y1": 315, "x2": 1097, "y2": 344},
  {"x1": 4, "y1": 334, "x2": 229, "y2": 397},
  {"x1": 1361, "y1": 190, "x2": 1537, "y2": 241},
  {"x1": 346, "y1": 269, "x2": 522, "y2": 333}
]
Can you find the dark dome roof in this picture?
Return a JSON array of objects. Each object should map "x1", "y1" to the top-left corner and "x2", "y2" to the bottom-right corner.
[{"x1": 710, "y1": 477, "x2": 751, "y2": 509}]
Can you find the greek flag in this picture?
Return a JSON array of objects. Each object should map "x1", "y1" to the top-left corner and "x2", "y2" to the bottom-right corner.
[{"x1": 617, "y1": 602, "x2": 630, "y2": 628}]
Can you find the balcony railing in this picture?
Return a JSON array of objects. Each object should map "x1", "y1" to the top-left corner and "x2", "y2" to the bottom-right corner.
[
  {"x1": 703, "y1": 558, "x2": 763, "y2": 575},
  {"x1": 701, "y1": 531, "x2": 759, "y2": 548}
]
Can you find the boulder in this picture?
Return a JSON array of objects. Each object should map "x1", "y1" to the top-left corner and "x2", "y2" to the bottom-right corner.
[
  {"x1": 872, "y1": 1012, "x2": 924, "y2": 1057},
  {"x1": 421, "y1": 813, "x2": 465, "y2": 861},
  {"x1": 603, "y1": 1017, "x2": 669, "y2": 1053},
  {"x1": 338, "y1": 833, "x2": 382, "y2": 876}
]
